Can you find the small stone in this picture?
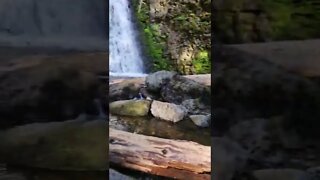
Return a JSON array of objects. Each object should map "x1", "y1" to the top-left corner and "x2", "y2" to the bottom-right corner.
[
  {"x1": 189, "y1": 114, "x2": 211, "y2": 127},
  {"x1": 151, "y1": 100, "x2": 187, "y2": 123}
]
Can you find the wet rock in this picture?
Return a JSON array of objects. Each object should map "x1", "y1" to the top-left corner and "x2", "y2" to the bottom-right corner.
[
  {"x1": 109, "y1": 100, "x2": 151, "y2": 117},
  {"x1": 145, "y1": 71, "x2": 177, "y2": 92},
  {"x1": 189, "y1": 114, "x2": 210, "y2": 128},
  {"x1": 252, "y1": 169, "x2": 313, "y2": 180},
  {"x1": 0, "y1": 120, "x2": 108, "y2": 171},
  {"x1": 150, "y1": 100, "x2": 187, "y2": 123},
  {"x1": 212, "y1": 137, "x2": 248, "y2": 180}
]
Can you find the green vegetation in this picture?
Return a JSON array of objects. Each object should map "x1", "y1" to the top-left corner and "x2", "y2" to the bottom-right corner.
[
  {"x1": 133, "y1": 0, "x2": 211, "y2": 74},
  {"x1": 133, "y1": 1, "x2": 172, "y2": 72},
  {"x1": 193, "y1": 50, "x2": 211, "y2": 74}
]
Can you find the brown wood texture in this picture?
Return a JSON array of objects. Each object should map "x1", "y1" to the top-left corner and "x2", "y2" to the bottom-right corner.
[{"x1": 109, "y1": 128, "x2": 211, "y2": 179}]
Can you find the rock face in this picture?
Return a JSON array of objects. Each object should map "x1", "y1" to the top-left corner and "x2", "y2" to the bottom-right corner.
[
  {"x1": 150, "y1": 100, "x2": 187, "y2": 123},
  {"x1": 109, "y1": 100, "x2": 151, "y2": 117},
  {"x1": 0, "y1": 0, "x2": 107, "y2": 51},
  {"x1": 133, "y1": 0, "x2": 211, "y2": 74},
  {"x1": 0, "y1": 120, "x2": 108, "y2": 170}
]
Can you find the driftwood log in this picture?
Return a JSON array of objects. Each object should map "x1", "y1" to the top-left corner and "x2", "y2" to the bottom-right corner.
[{"x1": 109, "y1": 128, "x2": 211, "y2": 179}]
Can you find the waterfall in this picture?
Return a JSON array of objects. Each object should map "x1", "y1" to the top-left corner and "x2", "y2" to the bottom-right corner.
[{"x1": 109, "y1": 0, "x2": 147, "y2": 77}]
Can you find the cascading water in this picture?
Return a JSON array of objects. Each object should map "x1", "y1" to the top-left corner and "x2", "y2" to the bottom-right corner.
[{"x1": 109, "y1": 0, "x2": 146, "y2": 77}]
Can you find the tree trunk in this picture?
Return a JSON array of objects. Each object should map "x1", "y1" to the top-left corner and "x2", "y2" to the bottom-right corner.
[{"x1": 109, "y1": 128, "x2": 211, "y2": 179}]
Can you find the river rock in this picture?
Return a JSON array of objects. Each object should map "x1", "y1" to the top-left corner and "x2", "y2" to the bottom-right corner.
[
  {"x1": 145, "y1": 71, "x2": 177, "y2": 91},
  {"x1": 109, "y1": 100, "x2": 151, "y2": 116},
  {"x1": 252, "y1": 169, "x2": 313, "y2": 180},
  {"x1": 212, "y1": 137, "x2": 248, "y2": 180},
  {"x1": 181, "y1": 98, "x2": 210, "y2": 114},
  {"x1": 0, "y1": 120, "x2": 108, "y2": 171},
  {"x1": 189, "y1": 114, "x2": 211, "y2": 128},
  {"x1": 150, "y1": 100, "x2": 187, "y2": 123},
  {"x1": 160, "y1": 74, "x2": 211, "y2": 104}
]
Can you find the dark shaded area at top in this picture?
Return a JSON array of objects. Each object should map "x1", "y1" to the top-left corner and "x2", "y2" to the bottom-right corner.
[{"x1": 0, "y1": 0, "x2": 107, "y2": 51}]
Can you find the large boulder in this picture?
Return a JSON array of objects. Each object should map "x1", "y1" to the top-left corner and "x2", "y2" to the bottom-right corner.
[
  {"x1": 145, "y1": 71, "x2": 177, "y2": 92},
  {"x1": 109, "y1": 100, "x2": 151, "y2": 117},
  {"x1": 0, "y1": 119, "x2": 108, "y2": 170},
  {"x1": 160, "y1": 74, "x2": 211, "y2": 104},
  {"x1": 150, "y1": 100, "x2": 187, "y2": 123}
]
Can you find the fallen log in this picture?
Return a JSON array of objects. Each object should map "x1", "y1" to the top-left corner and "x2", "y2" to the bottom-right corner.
[{"x1": 109, "y1": 128, "x2": 211, "y2": 180}]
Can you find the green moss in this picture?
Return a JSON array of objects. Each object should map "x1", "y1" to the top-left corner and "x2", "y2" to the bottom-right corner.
[
  {"x1": 133, "y1": 0, "x2": 173, "y2": 72},
  {"x1": 192, "y1": 50, "x2": 211, "y2": 74},
  {"x1": 132, "y1": 0, "x2": 211, "y2": 74}
]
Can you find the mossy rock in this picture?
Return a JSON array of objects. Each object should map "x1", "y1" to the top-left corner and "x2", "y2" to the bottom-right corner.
[{"x1": 109, "y1": 100, "x2": 151, "y2": 116}]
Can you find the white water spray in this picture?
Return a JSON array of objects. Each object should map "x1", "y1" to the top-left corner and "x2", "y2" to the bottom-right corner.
[{"x1": 109, "y1": 0, "x2": 147, "y2": 77}]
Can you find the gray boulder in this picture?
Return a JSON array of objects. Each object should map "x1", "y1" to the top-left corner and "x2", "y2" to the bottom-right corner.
[
  {"x1": 151, "y1": 100, "x2": 187, "y2": 123},
  {"x1": 145, "y1": 71, "x2": 177, "y2": 91}
]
